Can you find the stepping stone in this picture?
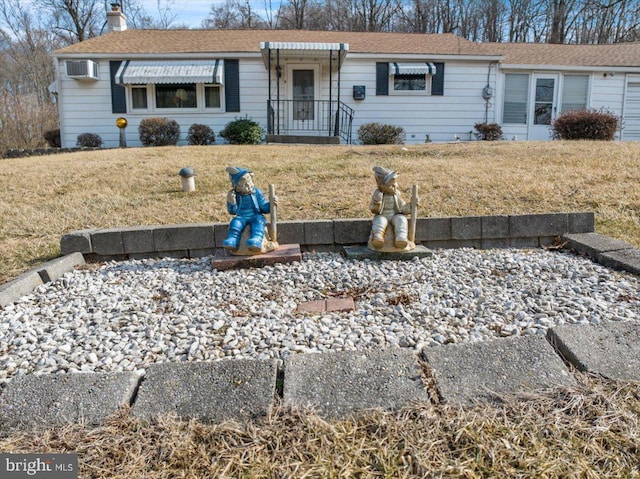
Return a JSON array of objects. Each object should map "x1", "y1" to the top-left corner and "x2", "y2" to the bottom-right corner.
[
  {"x1": 131, "y1": 360, "x2": 278, "y2": 423},
  {"x1": 548, "y1": 322, "x2": 640, "y2": 381},
  {"x1": 343, "y1": 245, "x2": 433, "y2": 261},
  {"x1": 283, "y1": 348, "x2": 429, "y2": 419},
  {"x1": 296, "y1": 297, "x2": 355, "y2": 313},
  {"x1": 422, "y1": 335, "x2": 576, "y2": 405},
  {"x1": 0, "y1": 372, "x2": 140, "y2": 429},
  {"x1": 211, "y1": 244, "x2": 301, "y2": 270}
]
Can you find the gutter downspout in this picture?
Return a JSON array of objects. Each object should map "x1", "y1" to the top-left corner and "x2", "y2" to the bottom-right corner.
[{"x1": 484, "y1": 61, "x2": 499, "y2": 124}]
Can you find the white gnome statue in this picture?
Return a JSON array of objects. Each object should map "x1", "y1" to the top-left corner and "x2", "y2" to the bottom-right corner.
[{"x1": 368, "y1": 166, "x2": 417, "y2": 252}]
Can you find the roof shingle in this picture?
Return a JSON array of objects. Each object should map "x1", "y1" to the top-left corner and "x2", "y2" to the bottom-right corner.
[{"x1": 53, "y1": 29, "x2": 640, "y2": 67}]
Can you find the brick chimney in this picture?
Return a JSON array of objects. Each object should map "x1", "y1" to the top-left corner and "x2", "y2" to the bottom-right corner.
[{"x1": 107, "y1": 3, "x2": 127, "y2": 32}]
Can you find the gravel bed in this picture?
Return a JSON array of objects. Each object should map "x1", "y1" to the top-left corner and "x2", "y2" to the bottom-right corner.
[{"x1": 1, "y1": 249, "x2": 639, "y2": 386}]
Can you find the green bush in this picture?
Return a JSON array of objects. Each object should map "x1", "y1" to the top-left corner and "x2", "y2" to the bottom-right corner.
[
  {"x1": 357, "y1": 123, "x2": 405, "y2": 145},
  {"x1": 44, "y1": 129, "x2": 61, "y2": 148},
  {"x1": 76, "y1": 133, "x2": 103, "y2": 148},
  {"x1": 138, "y1": 118, "x2": 181, "y2": 147},
  {"x1": 187, "y1": 124, "x2": 215, "y2": 145},
  {"x1": 474, "y1": 122, "x2": 503, "y2": 141},
  {"x1": 552, "y1": 109, "x2": 619, "y2": 140},
  {"x1": 220, "y1": 117, "x2": 263, "y2": 145}
]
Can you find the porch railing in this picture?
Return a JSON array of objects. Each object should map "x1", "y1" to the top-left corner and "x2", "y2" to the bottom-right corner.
[{"x1": 267, "y1": 99, "x2": 354, "y2": 144}]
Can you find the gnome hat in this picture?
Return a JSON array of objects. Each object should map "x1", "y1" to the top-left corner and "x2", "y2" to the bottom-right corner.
[
  {"x1": 373, "y1": 166, "x2": 397, "y2": 187},
  {"x1": 226, "y1": 166, "x2": 252, "y2": 186}
]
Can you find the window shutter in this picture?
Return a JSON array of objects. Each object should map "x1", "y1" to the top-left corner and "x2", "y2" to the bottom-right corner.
[
  {"x1": 376, "y1": 62, "x2": 389, "y2": 96},
  {"x1": 431, "y1": 62, "x2": 445, "y2": 96},
  {"x1": 225, "y1": 59, "x2": 240, "y2": 112},
  {"x1": 110, "y1": 61, "x2": 127, "y2": 113}
]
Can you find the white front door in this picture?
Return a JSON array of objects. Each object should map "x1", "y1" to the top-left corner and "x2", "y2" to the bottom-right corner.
[
  {"x1": 287, "y1": 64, "x2": 319, "y2": 133},
  {"x1": 528, "y1": 74, "x2": 559, "y2": 140}
]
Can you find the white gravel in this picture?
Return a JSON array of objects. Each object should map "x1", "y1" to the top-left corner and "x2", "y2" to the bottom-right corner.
[{"x1": 1, "y1": 249, "x2": 639, "y2": 386}]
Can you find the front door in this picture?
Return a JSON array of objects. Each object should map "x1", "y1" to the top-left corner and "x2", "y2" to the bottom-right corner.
[
  {"x1": 528, "y1": 74, "x2": 559, "y2": 140},
  {"x1": 287, "y1": 64, "x2": 319, "y2": 133}
]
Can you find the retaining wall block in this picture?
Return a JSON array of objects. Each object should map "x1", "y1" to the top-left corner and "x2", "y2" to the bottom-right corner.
[
  {"x1": 510, "y1": 237, "x2": 541, "y2": 249},
  {"x1": 482, "y1": 215, "x2": 510, "y2": 239},
  {"x1": 426, "y1": 239, "x2": 482, "y2": 250},
  {"x1": 37, "y1": 252, "x2": 85, "y2": 283},
  {"x1": 277, "y1": 220, "x2": 305, "y2": 245},
  {"x1": 567, "y1": 212, "x2": 595, "y2": 234},
  {"x1": 0, "y1": 272, "x2": 43, "y2": 308},
  {"x1": 153, "y1": 224, "x2": 215, "y2": 251},
  {"x1": 91, "y1": 229, "x2": 125, "y2": 255},
  {"x1": 451, "y1": 216, "x2": 482, "y2": 240},
  {"x1": 304, "y1": 219, "x2": 334, "y2": 245},
  {"x1": 415, "y1": 217, "x2": 451, "y2": 242},
  {"x1": 122, "y1": 226, "x2": 155, "y2": 254},
  {"x1": 214, "y1": 223, "x2": 229, "y2": 248},
  {"x1": 333, "y1": 218, "x2": 371, "y2": 244},
  {"x1": 510, "y1": 213, "x2": 568, "y2": 238},
  {"x1": 481, "y1": 238, "x2": 511, "y2": 249},
  {"x1": 60, "y1": 229, "x2": 93, "y2": 255}
]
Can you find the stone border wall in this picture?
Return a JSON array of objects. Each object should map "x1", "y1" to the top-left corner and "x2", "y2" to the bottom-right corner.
[{"x1": 61, "y1": 212, "x2": 595, "y2": 261}]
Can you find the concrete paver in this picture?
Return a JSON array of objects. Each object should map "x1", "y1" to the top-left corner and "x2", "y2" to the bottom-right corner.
[
  {"x1": 131, "y1": 360, "x2": 278, "y2": 423},
  {"x1": 548, "y1": 322, "x2": 640, "y2": 381},
  {"x1": 0, "y1": 372, "x2": 140, "y2": 430},
  {"x1": 283, "y1": 348, "x2": 429, "y2": 419},
  {"x1": 423, "y1": 335, "x2": 576, "y2": 405}
]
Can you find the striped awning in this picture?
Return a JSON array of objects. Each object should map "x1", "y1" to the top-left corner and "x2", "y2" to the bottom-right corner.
[
  {"x1": 115, "y1": 60, "x2": 223, "y2": 85},
  {"x1": 260, "y1": 41, "x2": 349, "y2": 68},
  {"x1": 390, "y1": 62, "x2": 436, "y2": 75}
]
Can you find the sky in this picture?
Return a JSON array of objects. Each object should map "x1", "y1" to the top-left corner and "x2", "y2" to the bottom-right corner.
[{"x1": 138, "y1": 0, "x2": 215, "y2": 28}]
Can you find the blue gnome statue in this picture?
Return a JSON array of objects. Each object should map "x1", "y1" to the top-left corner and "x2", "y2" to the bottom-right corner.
[{"x1": 223, "y1": 167, "x2": 278, "y2": 255}]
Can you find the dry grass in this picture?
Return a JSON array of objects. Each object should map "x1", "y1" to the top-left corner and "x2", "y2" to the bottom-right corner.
[
  {"x1": 0, "y1": 374, "x2": 639, "y2": 478},
  {"x1": 1, "y1": 141, "x2": 639, "y2": 284},
  {"x1": 2, "y1": 142, "x2": 640, "y2": 476}
]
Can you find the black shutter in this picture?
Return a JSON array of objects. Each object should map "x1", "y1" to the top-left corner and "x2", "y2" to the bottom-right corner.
[
  {"x1": 431, "y1": 62, "x2": 445, "y2": 96},
  {"x1": 225, "y1": 59, "x2": 240, "y2": 112},
  {"x1": 376, "y1": 62, "x2": 389, "y2": 96},
  {"x1": 110, "y1": 61, "x2": 127, "y2": 114}
]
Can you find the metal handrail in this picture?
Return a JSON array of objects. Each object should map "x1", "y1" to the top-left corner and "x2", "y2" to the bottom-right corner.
[{"x1": 267, "y1": 99, "x2": 354, "y2": 143}]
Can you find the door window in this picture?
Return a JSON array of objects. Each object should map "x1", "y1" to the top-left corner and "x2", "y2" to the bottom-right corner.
[
  {"x1": 293, "y1": 69, "x2": 314, "y2": 121},
  {"x1": 534, "y1": 78, "x2": 555, "y2": 125}
]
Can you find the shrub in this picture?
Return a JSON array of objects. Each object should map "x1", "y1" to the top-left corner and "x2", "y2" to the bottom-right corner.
[
  {"x1": 220, "y1": 117, "x2": 263, "y2": 145},
  {"x1": 138, "y1": 117, "x2": 181, "y2": 146},
  {"x1": 44, "y1": 129, "x2": 61, "y2": 148},
  {"x1": 357, "y1": 123, "x2": 405, "y2": 145},
  {"x1": 187, "y1": 123, "x2": 215, "y2": 145},
  {"x1": 474, "y1": 122, "x2": 503, "y2": 141},
  {"x1": 76, "y1": 133, "x2": 103, "y2": 148},
  {"x1": 552, "y1": 109, "x2": 619, "y2": 140}
]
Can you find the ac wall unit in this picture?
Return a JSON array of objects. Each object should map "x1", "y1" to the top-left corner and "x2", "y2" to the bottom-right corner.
[{"x1": 66, "y1": 60, "x2": 99, "y2": 80}]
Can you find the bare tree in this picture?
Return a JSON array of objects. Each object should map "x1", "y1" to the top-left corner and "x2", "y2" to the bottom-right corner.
[
  {"x1": 203, "y1": 0, "x2": 268, "y2": 29},
  {"x1": 0, "y1": 0, "x2": 59, "y2": 149},
  {"x1": 34, "y1": 0, "x2": 103, "y2": 42}
]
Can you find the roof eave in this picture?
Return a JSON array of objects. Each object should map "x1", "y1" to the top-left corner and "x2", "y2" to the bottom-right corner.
[{"x1": 501, "y1": 63, "x2": 640, "y2": 71}]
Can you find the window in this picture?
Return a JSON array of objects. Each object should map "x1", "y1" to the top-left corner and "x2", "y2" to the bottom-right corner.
[
  {"x1": 561, "y1": 75, "x2": 589, "y2": 112},
  {"x1": 131, "y1": 86, "x2": 148, "y2": 110},
  {"x1": 394, "y1": 74, "x2": 426, "y2": 91},
  {"x1": 503, "y1": 74, "x2": 529, "y2": 124},
  {"x1": 204, "y1": 85, "x2": 221, "y2": 108},
  {"x1": 155, "y1": 83, "x2": 197, "y2": 109}
]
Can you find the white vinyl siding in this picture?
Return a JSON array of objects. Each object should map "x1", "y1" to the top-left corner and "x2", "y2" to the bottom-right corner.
[
  {"x1": 503, "y1": 74, "x2": 529, "y2": 124},
  {"x1": 561, "y1": 75, "x2": 589, "y2": 112}
]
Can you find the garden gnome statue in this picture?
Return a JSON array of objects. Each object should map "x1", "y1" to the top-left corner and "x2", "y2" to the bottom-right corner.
[
  {"x1": 368, "y1": 166, "x2": 418, "y2": 252},
  {"x1": 223, "y1": 167, "x2": 279, "y2": 255}
]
